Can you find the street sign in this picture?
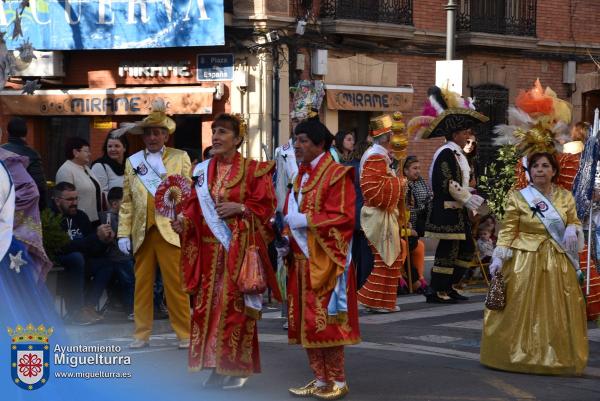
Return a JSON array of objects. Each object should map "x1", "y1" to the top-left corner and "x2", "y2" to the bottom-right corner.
[{"x1": 197, "y1": 54, "x2": 234, "y2": 82}]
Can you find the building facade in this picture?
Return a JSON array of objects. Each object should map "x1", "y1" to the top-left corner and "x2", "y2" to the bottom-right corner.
[{"x1": 1, "y1": 0, "x2": 600, "y2": 181}]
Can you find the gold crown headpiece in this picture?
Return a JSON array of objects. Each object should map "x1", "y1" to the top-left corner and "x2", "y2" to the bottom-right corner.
[
  {"x1": 7, "y1": 324, "x2": 54, "y2": 344},
  {"x1": 232, "y1": 113, "x2": 248, "y2": 138}
]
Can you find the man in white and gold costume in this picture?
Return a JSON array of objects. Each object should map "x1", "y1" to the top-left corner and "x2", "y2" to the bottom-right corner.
[{"x1": 117, "y1": 100, "x2": 191, "y2": 349}]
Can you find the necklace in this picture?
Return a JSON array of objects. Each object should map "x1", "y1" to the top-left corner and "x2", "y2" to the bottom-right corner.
[
  {"x1": 213, "y1": 162, "x2": 233, "y2": 203},
  {"x1": 533, "y1": 183, "x2": 553, "y2": 199}
]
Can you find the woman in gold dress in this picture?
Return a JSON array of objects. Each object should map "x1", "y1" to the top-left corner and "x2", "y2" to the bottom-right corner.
[{"x1": 480, "y1": 152, "x2": 589, "y2": 375}]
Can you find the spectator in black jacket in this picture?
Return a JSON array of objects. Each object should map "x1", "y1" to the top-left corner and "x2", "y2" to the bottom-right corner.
[
  {"x1": 1, "y1": 117, "x2": 48, "y2": 209},
  {"x1": 53, "y1": 182, "x2": 113, "y2": 325}
]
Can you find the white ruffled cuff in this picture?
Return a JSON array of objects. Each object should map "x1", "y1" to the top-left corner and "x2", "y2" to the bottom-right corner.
[{"x1": 492, "y1": 246, "x2": 513, "y2": 261}]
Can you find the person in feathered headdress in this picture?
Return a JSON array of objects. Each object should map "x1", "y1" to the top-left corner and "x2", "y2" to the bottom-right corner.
[
  {"x1": 115, "y1": 98, "x2": 192, "y2": 350},
  {"x1": 408, "y1": 86, "x2": 489, "y2": 304},
  {"x1": 504, "y1": 81, "x2": 600, "y2": 322},
  {"x1": 480, "y1": 79, "x2": 589, "y2": 376}
]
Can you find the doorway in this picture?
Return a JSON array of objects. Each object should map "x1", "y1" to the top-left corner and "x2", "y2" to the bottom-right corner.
[
  {"x1": 582, "y1": 90, "x2": 600, "y2": 124},
  {"x1": 174, "y1": 115, "x2": 202, "y2": 163},
  {"x1": 471, "y1": 84, "x2": 509, "y2": 172},
  {"x1": 45, "y1": 117, "x2": 90, "y2": 179},
  {"x1": 338, "y1": 110, "x2": 378, "y2": 144}
]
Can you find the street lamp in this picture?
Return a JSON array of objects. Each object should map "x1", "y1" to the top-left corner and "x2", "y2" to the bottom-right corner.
[{"x1": 445, "y1": 0, "x2": 457, "y2": 60}]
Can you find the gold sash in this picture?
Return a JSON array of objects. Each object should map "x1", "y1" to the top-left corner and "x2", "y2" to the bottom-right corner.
[{"x1": 360, "y1": 206, "x2": 401, "y2": 267}]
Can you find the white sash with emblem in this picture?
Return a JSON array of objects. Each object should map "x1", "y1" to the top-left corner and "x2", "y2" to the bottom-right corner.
[
  {"x1": 520, "y1": 185, "x2": 580, "y2": 271},
  {"x1": 193, "y1": 160, "x2": 232, "y2": 251},
  {"x1": 129, "y1": 150, "x2": 163, "y2": 197},
  {"x1": 286, "y1": 190, "x2": 309, "y2": 258}
]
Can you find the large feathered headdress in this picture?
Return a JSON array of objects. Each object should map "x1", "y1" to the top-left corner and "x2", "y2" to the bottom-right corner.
[
  {"x1": 493, "y1": 79, "x2": 572, "y2": 156},
  {"x1": 407, "y1": 85, "x2": 488, "y2": 140}
]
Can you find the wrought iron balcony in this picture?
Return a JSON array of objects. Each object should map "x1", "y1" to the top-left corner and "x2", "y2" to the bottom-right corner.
[
  {"x1": 320, "y1": 0, "x2": 413, "y2": 25},
  {"x1": 457, "y1": 0, "x2": 536, "y2": 37}
]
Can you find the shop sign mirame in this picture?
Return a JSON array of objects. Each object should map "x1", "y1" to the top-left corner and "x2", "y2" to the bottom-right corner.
[
  {"x1": 325, "y1": 85, "x2": 413, "y2": 112},
  {"x1": 0, "y1": 0, "x2": 224, "y2": 50}
]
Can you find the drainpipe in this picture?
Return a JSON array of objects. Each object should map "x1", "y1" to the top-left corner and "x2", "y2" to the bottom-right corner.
[
  {"x1": 445, "y1": 0, "x2": 457, "y2": 60},
  {"x1": 271, "y1": 44, "x2": 280, "y2": 153}
]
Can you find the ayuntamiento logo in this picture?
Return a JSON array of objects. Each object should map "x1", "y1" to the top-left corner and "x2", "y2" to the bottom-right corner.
[{"x1": 8, "y1": 324, "x2": 53, "y2": 390}]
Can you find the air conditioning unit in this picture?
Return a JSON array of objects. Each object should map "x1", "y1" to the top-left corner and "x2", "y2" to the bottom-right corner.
[{"x1": 12, "y1": 51, "x2": 65, "y2": 77}]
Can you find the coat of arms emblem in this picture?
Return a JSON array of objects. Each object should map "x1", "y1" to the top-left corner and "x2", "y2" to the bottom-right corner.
[
  {"x1": 8, "y1": 324, "x2": 53, "y2": 390},
  {"x1": 136, "y1": 162, "x2": 148, "y2": 176},
  {"x1": 535, "y1": 200, "x2": 549, "y2": 212}
]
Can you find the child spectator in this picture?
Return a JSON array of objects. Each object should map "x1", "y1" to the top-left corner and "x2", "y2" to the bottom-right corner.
[
  {"x1": 94, "y1": 187, "x2": 135, "y2": 319},
  {"x1": 476, "y1": 227, "x2": 494, "y2": 264}
]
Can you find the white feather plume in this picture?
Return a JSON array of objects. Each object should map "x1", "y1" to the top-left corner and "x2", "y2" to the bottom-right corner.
[
  {"x1": 110, "y1": 122, "x2": 136, "y2": 138},
  {"x1": 507, "y1": 106, "x2": 534, "y2": 127},
  {"x1": 493, "y1": 124, "x2": 519, "y2": 146},
  {"x1": 428, "y1": 95, "x2": 444, "y2": 115},
  {"x1": 151, "y1": 98, "x2": 167, "y2": 112}
]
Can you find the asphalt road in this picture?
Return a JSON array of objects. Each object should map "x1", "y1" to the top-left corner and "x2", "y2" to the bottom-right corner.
[{"x1": 65, "y1": 292, "x2": 600, "y2": 401}]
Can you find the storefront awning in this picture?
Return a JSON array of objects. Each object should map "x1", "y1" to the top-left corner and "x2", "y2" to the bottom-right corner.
[
  {"x1": 325, "y1": 84, "x2": 413, "y2": 112},
  {"x1": 0, "y1": 86, "x2": 215, "y2": 116}
]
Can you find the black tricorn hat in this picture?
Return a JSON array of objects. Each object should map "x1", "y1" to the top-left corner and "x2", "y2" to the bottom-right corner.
[{"x1": 422, "y1": 108, "x2": 489, "y2": 139}]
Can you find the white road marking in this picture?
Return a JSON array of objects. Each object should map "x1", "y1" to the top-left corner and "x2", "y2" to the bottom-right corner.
[
  {"x1": 360, "y1": 302, "x2": 484, "y2": 325},
  {"x1": 402, "y1": 335, "x2": 461, "y2": 344},
  {"x1": 437, "y1": 319, "x2": 483, "y2": 330},
  {"x1": 256, "y1": 334, "x2": 600, "y2": 378}
]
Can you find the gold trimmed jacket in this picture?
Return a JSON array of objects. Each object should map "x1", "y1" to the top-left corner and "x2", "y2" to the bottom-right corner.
[{"x1": 118, "y1": 147, "x2": 191, "y2": 254}]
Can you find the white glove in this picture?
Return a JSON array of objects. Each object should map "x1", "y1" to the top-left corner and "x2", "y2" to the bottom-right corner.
[
  {"x1": 488, "y1": 257, "x2": 503, "y2": 276},
  {"x1": 464, "y1": 194, "x2": 484, "y2": 211},
  {"x1": 118, "y1": 237, "x2": 131, "y2": 255},
  {"x1": 285, "y1": 212, "x2": 308, "y2": 229},
  {"x1": 276, "y1": 245, "x2": 290, "y2": 258},
  {"x1": 562, "y1": 225, "x2": 578, "y2": 253}
]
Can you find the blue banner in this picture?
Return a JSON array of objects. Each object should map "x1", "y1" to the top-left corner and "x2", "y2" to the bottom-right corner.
[{"x1": 1, "y1": 0, "x2": 224, "y2": 50}]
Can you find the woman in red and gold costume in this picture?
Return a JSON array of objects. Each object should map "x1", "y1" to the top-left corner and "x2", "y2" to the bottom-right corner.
[
  {"x1": 172, "y1": 113, "x2": 281, "y2": 390},
  {"x1": 279, "y1": 117, "x2": 360, "y2": 400},
  {"x1": 509, "y1": 81, "x2": 600, "y2": 321}
]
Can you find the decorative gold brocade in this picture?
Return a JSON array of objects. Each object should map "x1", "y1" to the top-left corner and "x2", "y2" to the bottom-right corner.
[
  {"x1": 240, "y1": 320, "x2": 256, "y2": 364},
  {"x1": 329, "y1": 227, "x2": 348, "y2": 254},
  {"x1": 314, "y1": 296, "x2": 327, "y2": 333},
  {"x1": 228, "y1": 325, "x2": 241, "y2": 363},
  {"x1": 233, "y1": 296, "x2": 244, "y2": 313},
  {"x1": 288, "y1": 297, "x2": 295, "y2": 332},
  {"x1": 183, "y1": 242, "x2": 199, "y2": 265}
]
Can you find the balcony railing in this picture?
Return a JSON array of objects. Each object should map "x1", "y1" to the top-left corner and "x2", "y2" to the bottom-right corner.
[
  {"x1": 320, "y1": 0, "x2": 413, "y2": 25},
  {"x1": 457, "y1": 0, "x2": 536, "y2": 37}
]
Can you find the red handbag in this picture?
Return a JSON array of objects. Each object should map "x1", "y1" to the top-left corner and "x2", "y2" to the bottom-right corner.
[{"x1": 237, "y1": 216, "x2": 267, "y2": 294}]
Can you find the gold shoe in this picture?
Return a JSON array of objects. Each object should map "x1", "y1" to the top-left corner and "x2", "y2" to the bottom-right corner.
[
  {"x1": 288, "y1": 379, "x2": 319, "y2": 397},
  {"x1": 313, "y1": 383, "x2": 349, "y2": 400}
]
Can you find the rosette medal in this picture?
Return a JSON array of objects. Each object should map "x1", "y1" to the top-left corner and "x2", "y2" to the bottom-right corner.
[{"x1": 155, "y1": 175, "x2": 192, "y2": 220}]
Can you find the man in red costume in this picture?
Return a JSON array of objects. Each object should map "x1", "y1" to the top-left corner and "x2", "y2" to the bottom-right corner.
[
  {"x1": 356, "y1": 114, "x2": 407, "y2": 312},
  {"x1": 279, "y1": 117, "x2": 360, "y2": 400}
]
